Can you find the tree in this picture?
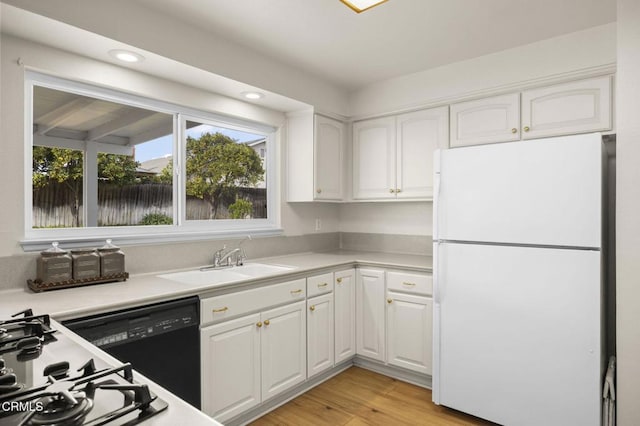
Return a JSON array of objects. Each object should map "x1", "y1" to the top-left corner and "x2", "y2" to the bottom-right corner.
[
  {"x1": 32, "y1": 147, "x2": 140, "y2": 227},
  {"x1": 98, "y1": 153, "x2": 139, "y2": 185},
  {"x1": 33, "y1": 146, "x2": 84, "y2": 227},
  {"x1": 182, "y1": 132, "x2": 264, "y2": 219}
]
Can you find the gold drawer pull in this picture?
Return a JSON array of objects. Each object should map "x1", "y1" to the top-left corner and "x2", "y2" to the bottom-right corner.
[
  {"x1": 257, "y1": 322, "x2": 263, "y2": 328},
  {"x1": 212, "y1": 307, "x2": 229, "y2": 313},
  {"x1": 402, "y1": 282, "x2": 416, "y2": 287},
  {"x1": 264, "y1": 319, "x2": 270, "y2": 326},
  {"x1": 310, "y1": 305, "x2": 315, "y2": 311},
  {"x1": 387, "y1": 298, "x2": 393, "y2": 304},
  {"x1": 336, "y1": 278, "x2": 343, "y2": 284},
  {"x1": 317, "y1": 283, "x2": 328, "y2": 288},
  {"x1": 290, "y1": 289, "x2": 303, "y2": 294}
]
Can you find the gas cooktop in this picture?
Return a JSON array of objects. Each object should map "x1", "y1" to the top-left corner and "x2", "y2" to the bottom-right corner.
[{"x1": 0, "y1": 309, "x2": 168, "y2": 425}]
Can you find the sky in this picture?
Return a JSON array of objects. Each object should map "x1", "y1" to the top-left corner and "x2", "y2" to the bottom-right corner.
[{"x1": 134, "y1": 124, "x2": 263, "y2": 163}]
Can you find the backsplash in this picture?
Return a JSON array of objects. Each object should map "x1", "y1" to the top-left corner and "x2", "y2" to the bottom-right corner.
[
  {"x1": 0, "y1": 232, "x2": 431, "y2": 291},
  {"x1": 340, "y1": 232, "x2": 432, "y2": 256}
]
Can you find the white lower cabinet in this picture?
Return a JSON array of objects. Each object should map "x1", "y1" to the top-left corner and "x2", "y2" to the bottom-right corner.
[
  {"x1": 261, "y1": 301, "x2": 307, "y2": 400},
  {"x1": 201, "y1": 313, "x2": 261, "y2": 422},
  {"x1": 201, "y1": 267, "x2": 432, "y2": 423},
  {"x1": 334, "y1": 269, "x2": 356, "y2": 364},
  {"x1": 356, "y1": 268, "x2": 386, "y2": 361},
  {"x1": 307, "y1": 293, "x2": 334, "y2": 378},
  {"x1": 201, "y1": 299, "x2": 306, "y2": 423},
  {"x1": 386, "y1": 291, "x2": 433, "y2": 375}
]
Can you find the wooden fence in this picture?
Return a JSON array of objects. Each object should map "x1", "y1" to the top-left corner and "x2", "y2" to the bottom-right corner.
[{"x1": 32, "y1": 182, "x2": 267, "y2": 228}]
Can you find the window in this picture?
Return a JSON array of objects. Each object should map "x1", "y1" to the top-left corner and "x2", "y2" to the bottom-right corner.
[{"x1": 24, "y1": 72, "x2": 278, "y2": 249}]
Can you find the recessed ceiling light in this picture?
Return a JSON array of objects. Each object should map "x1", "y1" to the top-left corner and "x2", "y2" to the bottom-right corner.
[
  {"x1": 108, "y1": 49, "x2": 145, "y2": 63},
  {"x1": 242, "y1": 91, "x2": 265, "y2": 100},
  {"x1": 340, "y1": 0, "x2": 388, "y2": 13}
]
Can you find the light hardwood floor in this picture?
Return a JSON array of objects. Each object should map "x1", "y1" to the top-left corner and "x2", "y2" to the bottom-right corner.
[{"x1": 251, "y1": 367, "x2": 495, "y2": 426}]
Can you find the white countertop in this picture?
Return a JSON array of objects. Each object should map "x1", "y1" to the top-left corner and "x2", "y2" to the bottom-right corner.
[{"x1": 0, "y1": 250, "x2": 431, "y2": 320}]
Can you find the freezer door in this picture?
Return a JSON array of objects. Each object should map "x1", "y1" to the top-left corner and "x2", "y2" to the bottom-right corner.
[
  {"x1": 433, "y1": 243, "x2": 602, "y2": 426},
  {"x1": 436, "y1": 133, "x2": 602, "y2": 248}
]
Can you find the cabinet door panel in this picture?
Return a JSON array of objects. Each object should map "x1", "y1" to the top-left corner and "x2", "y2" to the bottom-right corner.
[
  {"x1": 387, "y1": 292, "x2": 432, "y2": 375},
  {"x1": 450, "y1": 93, "x2": 520, "y2": 147},
  {"x1": 314, "y1": 115, "x2": 344, "y2": 200},
  {"x1": 356, "y1": 269, "x2": 386, "y2": 361},
  {"x1": 521, "y1": 76, "x2": 612, "y2": 139},
  {"x1": 261, "y1": 301, "x2": 306, "y2": 401},
  {"x1": 396, "y1": 107, "x2": 448, "y2": 199},
  {"x1": 334, "y1": 269, "x2": 356, "y2": 363},
  {"x1": 307, "y1": 293, "x2": 334, "y2": 378},
  {"x1": 353, "y1": 117, "x2": 396, "y2": 199},
  {"x1": 201, "y1": 314, "x2": 261, "y2": 422}
]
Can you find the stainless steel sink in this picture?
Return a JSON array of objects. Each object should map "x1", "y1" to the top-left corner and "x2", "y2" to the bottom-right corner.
[{"x1": 157, "y1": 263, "x2": 295, "y2": 286}]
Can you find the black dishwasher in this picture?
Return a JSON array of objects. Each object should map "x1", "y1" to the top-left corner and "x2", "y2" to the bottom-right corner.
[{"x1": 63, "y1": 296, "x2": 200, "y2": 409}]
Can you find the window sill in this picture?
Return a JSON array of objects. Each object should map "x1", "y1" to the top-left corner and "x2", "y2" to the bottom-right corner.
[{"x1": 20, "y1": 226, "x2": 284, "y2": 252}]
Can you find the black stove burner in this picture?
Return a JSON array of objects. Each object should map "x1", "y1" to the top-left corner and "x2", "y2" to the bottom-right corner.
[
  {"x1": 24, "y1": 393, "x2": 93, "y2": 426},
  {"x1": 0, "y1": 310, "x2": 57, "y2": 358}
]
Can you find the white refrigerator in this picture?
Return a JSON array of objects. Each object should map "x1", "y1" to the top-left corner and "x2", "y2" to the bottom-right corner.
[{"x1": 432, "y1": 133, "x2": 604, "y2": 426}]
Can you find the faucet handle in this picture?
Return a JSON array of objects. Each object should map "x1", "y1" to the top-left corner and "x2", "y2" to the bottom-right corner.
[{"x1": 236, "y1": 248, "x2": 247, "y2": 266}]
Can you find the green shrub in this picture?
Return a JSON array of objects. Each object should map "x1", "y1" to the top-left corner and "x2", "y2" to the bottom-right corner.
[
  {"x1": 139, "y1": 213, "x2": 173, "y2": 225},
  {"x1": 229, "y1": 199, "x2": 253, "y2": 219}
]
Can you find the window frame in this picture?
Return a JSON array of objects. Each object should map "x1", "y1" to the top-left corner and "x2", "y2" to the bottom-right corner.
[{"x1": 22, "y1": 71, "x2": 281, "y2": 252}]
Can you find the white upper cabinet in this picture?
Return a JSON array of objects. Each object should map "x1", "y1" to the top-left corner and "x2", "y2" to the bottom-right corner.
[
  {"x1": 521, "y1": 76, "x2": 612, "y2": 140},
  {"x1": 352, "y1": 116, "x2": 396, "y2": 200},
  {"x1": 287, "y1": 112, "x2": 345, "y2": 202},
  {"x1": 352, "y1": 107, "x2": 448, "y2": 201},
  {"x1": 450, "y1": 93, "x2": 521, "y2": 148},
  {"x1": 396, "y1": 107, "x2": 448, "y2": 199},
  {"x1": 450, "y1": 76, "x2": 613, "y2": 148},
  {"x1": 314, "y1": 115, "x2": 344, "y2": 200}
]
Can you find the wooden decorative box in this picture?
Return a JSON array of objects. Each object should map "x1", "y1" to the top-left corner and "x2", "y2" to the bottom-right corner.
[{"x1": 27, "y1": 272, "x2": 129, "y2": 293}]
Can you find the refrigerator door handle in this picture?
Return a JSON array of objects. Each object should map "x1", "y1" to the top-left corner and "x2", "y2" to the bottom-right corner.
[
  {"x1": 433, "y1": 150, "x2": 441, "y2": 241},
  {"x1": 432, "y1": 240, "x2": 441, "y2": 405}
]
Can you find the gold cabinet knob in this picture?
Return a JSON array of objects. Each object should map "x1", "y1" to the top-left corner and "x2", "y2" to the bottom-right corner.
[
  {"x1": 264, "y1": 319, "x2": 270, "y2": 326},
  {"x1": 387, "y1": 298, "x2": 393, "y2": 304},
  {"x1": 336, "y1": 278, "x2": 343, "y2": 284},
  {"x1": 511, "y1": 128, "x2": 517, "y2": 134},
  {"x1": 396, "y1": 188, "x2": 402, "y2": 193},
  {"x1": 523, "y1": 126, "x2": 530, "y2": 132},
  {"x1": 317, "y1": 188, "x2": 322, "y2": 194},
  {"x1": 389, "y1": 189, "x2": 395, "y2": 193},
  {"x1": 257, "y1": 322, "x2": 263, "y2": 328},
  {"x1": 310, "y1": 305, "x2": 315, "y2": 311}
]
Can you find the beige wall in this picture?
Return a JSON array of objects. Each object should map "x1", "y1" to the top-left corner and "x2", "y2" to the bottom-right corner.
[
  {"x1": 350, "y1": 23, "x2": 616, "y2": 117},
  {"x1": 1, "y1": 0, "x2": 350, "y2": 116},
  {"x1": 616, "y1": 0, "x2": 640, "y2": 423}
]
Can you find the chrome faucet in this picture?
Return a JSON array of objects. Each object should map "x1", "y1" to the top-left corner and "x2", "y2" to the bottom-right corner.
[{"x1": 211, "y1": 236, "x2": 251, "y2": 268}]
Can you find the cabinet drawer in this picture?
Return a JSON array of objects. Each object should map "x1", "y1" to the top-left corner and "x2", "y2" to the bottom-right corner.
[
  {"x1": 386, "y1": 271, "x2": 432, "y2": 295},
  {"x1": 201, "y1": 279, "x2": 306, "y2": 325},
  {"x1": 307, "y1": 272, "x2": 334, "y2": 297}
]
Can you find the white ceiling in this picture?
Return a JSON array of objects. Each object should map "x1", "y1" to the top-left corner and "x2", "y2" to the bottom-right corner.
[{"x1": 135, "y1": 0, "x2": 616, "y2": 91}]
